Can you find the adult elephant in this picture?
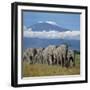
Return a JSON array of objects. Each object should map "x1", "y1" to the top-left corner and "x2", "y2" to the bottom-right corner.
[
  {"x1": 53, "y1": 44, "x2": 68, "y2": 67},
  {"x1": 23, "y1": 49, "x2": 30, "y2": 63},
  {"x1": 42, "y1": 45, "x2": 56, "y2": 65},
  {"x1": 66, "y1": 49, "x2": 75, "y2": 67},
  {"x1": 34, "y1": 48, "x2": 44, "y2": 64},
  {"x1": 23, "y1": 48, "x2": 37, "y2": 64}
]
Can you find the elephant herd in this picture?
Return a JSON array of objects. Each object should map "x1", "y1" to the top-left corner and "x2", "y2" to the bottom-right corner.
[{"x1": 23, "y1": 44, "x2": 75, "y2": 68}]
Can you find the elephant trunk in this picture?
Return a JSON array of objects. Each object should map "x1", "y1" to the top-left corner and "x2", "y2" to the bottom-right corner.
[{"x1": 65, "y1": 45, "x2": 68, "y2": 66}]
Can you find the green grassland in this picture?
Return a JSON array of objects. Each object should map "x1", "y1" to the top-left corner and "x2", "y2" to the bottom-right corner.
[{"x1": 22, "y1": 54, "x2": 80, "y2": 77}]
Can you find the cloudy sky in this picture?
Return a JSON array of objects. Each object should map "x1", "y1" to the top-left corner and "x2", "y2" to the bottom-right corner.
[
  {"x1": 24, "y1": 29, "x2": 80, "y2": 40},
  {"x1": 22, "y1": 11, "x2": 80, "y2": 49},
  {"x1": 23, "y1": 11, "x2": 80, "y2": 30},
  {"x1": 23, "y1": 11, "x2": 80, "y2": 40}
]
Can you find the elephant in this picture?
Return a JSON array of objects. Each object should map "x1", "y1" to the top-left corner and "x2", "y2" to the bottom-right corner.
[
  {"x1": 34, "y1": 48, "x2": 44, "y2": 64},
  {"x1": 66, "y1": 49, "x2": 75, "y2": 67},
  {"x1": 42, "y1": 45, "x2": 56, "y2": 65},
  {"x1": 23, "y1": 44, "x2": 75, "y2": 67},
  {"x1": 23, "y1": 48, "x2": 37, "y2": 64},
  {"x1": 52, "y1": 44, "x2": 68, "y2": 67},
  {"x1": 23, "y1": 49, "x2": 30, "y2": 63}
]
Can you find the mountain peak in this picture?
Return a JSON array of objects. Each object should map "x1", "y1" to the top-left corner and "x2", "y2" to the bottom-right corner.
[
  {"x1": 28, "y1": 21, "x2": 69, "y2": 32},
  {"x1": 38, "y1": 21, "x2": 58, "y2": 26}
]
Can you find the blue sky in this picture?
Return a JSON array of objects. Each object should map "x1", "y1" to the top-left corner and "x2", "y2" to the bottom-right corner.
[
  {"x1": 23, "y1": 11, "x2": 80, "y2": 30},
  {"x1": 22, "y1": 11, "x2": 80, "y2": 50}
]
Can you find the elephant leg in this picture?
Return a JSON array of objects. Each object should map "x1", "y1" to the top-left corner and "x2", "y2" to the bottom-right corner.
[
  {"x1": 54, "y1": 56, "x2": 56, "y2": 65},
  {"x1": 51, "y1": 55, "x2": 53, "y2": 65},
  {"x1": 70, "y1": 56, "x2": 75, "y2": 67},
  {"x1": 48, "y1": 55, "x2": 52, "y2": 65},
  {"x1": 64, "y1": 57, "x2": 66, "y2": 66},
  {"x1": 56, "y1": 56, "x2": 59, "y2": 65},
  {"x1": 23, "y1": 56, "x2": 25, "y2": 61},
  {"x1": 41, "y1": 56, "x2": 43, "y2": 64},
  {"x1": 52, "y1": 54, "x2": 55, "y2": 65},
  {"x1": 29, "y1": 56, "x2": 33, "y2": 64},
  {"x1": 57, "y1": 56, "x2": 59, "y2": 65},
  {"x1": 60, "y1": 56, "x2": 63, "y2": 66},
  {"x1": 47, "y1": 59, "x2": 51, "y2": 65},
  {"x1": 58, "y1": 56, "x2": 61, "y2": 66},
  {"x1": 57, "y1": 56, "x2": 61, "y2": 65},
  {"x1": 36, "y1": 56, "x2": 38, "y2": 64},
  {"x1": 47, "y1": 57, "x2": 50, "y2": 65},
  {"x1": 54, "y1": 57, "x2": 57, "y2": 65},
  {"x1": 49, "y1": 57, "x2": 52, "y2": 65},
  {"x1": 65, "y1": 58, "x2": 70, "y2": 68},
  {"x1": 62, "y1": 55, "x2": 64, "y2": 67}
]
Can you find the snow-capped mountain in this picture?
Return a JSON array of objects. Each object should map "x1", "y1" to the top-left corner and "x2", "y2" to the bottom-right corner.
[
  {"x1": 27, "y1": 22, "x2": 68, "y2": 32},
  {"x1": 23, "y1": 22, "x2": 80, "y2": 51}
]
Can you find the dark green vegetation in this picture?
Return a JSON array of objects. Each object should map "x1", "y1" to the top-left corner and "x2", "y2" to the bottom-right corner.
[{"x1": 22, "y1": 53, "x2": 80, "y2": 77}]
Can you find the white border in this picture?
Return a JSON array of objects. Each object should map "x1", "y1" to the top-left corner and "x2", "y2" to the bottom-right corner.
[{"x1": 18, "y1": 5, "x2": 86, "y2": 84}]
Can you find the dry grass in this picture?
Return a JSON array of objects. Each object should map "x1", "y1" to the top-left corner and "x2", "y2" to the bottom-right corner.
[{"x1": 22, "y1": 54, "x2": 80, "y2": 77}]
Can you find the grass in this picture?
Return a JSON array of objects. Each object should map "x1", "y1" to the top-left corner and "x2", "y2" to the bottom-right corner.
[{"x1": 22, "y1": 54, "x2": 80, "y2": 77}]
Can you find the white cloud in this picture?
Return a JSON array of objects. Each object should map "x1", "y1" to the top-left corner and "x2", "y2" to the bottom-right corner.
[{"x1": 24, "y1": 27, "x2": 80, "y2": 40}]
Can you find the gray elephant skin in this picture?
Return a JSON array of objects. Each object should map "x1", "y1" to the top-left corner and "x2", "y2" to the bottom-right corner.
[{"x1": 23, "y1": 44, "x2": 75, "y2": 67}]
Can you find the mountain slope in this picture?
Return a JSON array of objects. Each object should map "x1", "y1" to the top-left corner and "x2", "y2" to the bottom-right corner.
[{"x1": 28, "y1": 22, "x2": 69, "y2": 32}]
